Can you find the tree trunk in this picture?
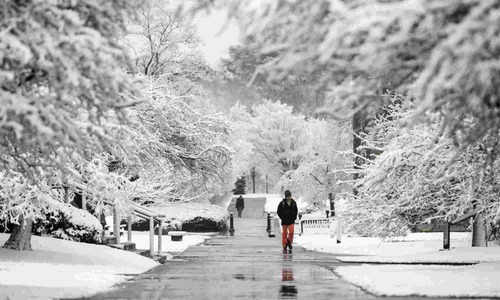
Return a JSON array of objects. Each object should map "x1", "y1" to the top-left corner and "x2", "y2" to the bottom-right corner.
[
  {"x1": 472, "y1": 213, "x2": 488, "y2": 247},
  {"x1": 3, "y1": 214, "x2": 33, "y2": 251},
  {"x1": 266, "y1": 173, "x2": 268, "y2": 194},
  {"x1": 250, "y1": 167, "x2": 257, "y2": 194},
  {"x1": 329, "y1": 193, "x2": 335, "y2": 216}
]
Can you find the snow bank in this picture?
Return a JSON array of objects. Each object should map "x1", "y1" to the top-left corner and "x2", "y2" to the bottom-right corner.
[
  {"x1": 295, "y1": 232, "x2": 471, "y2": 256},
  {"x1": 295, "y1": 232, "x2": 500, "y2": 298},
  {"x1": 0, "y1": 233, "x2": 158, "y2": 300},
  {"x1": 334, "y1": 263, "x2": 500, "y2": 298},
  {"x1": 336, "y1": 246, "x2": 500, "y2": 264}
]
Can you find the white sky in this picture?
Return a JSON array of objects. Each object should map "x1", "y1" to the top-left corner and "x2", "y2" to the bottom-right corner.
[{"x1": 192, "y1": 10, "x2": 241, "y2": 67}]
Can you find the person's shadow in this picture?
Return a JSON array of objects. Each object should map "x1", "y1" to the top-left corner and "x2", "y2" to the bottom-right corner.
[{"x1": 280, "y1": 254, "x2": 298, "y2": 298}]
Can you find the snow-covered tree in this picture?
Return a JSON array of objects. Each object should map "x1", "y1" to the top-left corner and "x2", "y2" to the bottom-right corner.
[
  {"x1": 0, "y1": 0, "x2": 231, "y2": 251},
  {"x1": 279, "y1": 118, "x2": 352, "y2": 207},
  {"x1": 248, "y1": 100, "x2": 308, "y2": 177},
  {"x1": 178, "y1": 0, "x2": 500, "y2": 143},
  {"x1": 227, "y1": 101, "x2": 310, "y2": 193},
  {"x1": 126, "y1": 75, "x2": 233, "y2": 204},
  {"x1": 119, "y1": 2, "x2": 232, "y2": 205},
  {"x1": 123, "y1": 0, "x2": 214, "y2": 101},
  {"x1": 0, "y1": 0, "x2": 145, "y2": 250},
  {"x1": 345, "y1": 96, "x2": 500, "y2": 245},
  {"x1": 217, "y1": 44, "x2": 326, "y2": 116},
  {"x1": 227, "y1": 103, "x2": 258, "y2": 173},
  {"x1": 123, "y1": 0, "x2": 202, "y2": 76}
]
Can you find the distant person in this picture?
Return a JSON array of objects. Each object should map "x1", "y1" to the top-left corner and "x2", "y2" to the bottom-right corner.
[
  {"x1": 236, "y1": 195, "x2": 245, "y2": 218},
  {"x1": 277, "y1": 190, "x2": 298, "y2": 253}
]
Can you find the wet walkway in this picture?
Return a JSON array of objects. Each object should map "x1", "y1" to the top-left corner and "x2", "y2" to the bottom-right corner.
[{"x1": 81, "y1": 218, "x2": 480, "y2": 300}]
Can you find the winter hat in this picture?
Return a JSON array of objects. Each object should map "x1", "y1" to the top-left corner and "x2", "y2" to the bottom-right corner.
[{"x1": 284, "y1": 190, "x2": 291, "y2": 198}]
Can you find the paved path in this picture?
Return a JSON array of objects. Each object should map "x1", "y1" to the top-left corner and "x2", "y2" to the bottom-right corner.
[
  {"x1": 81, "y1": 218, "x2": 480, "y2": 300},
  {"x1": 227, "y1": 196, "x2": 267, "y2": 218}
]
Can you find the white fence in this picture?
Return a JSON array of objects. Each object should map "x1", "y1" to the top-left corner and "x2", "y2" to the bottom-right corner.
[
  {"x1": 299, "y1": 217, "x2": 342, "y2": 243},
  {"x1": 269, "y1": 215, "x2": 343, "y2": 243}
]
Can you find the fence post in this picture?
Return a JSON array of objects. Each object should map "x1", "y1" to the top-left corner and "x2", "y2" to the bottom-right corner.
[
  {"x1": 229, "y1": 213, "x2": 235, "y2": 236},
  {"x1": 443, "y1": 222, "x2": 450, "y2": 250},
  {"x1": 158, "y1": 218, "x2": 164, "y2": 254},
  {"x1": 127, "y1": 215, "x2": 132, "y2": 243},
  {"x1": 336, "y1": 218, "x2": 342, "y2": 244},
  {"x1": 149, "y1": 216, "x2": 154, "y2": 256},
  {"x1": 267, "y1": 213, "x2": 271, "y2": 232}
]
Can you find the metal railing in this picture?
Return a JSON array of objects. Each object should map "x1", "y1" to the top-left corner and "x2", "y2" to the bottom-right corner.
[
  {"x1": 113, "y1": 202, "x2": 166, "y2": 257},
  {"x1": 443, "y1": 210, "x2": 478, "y2": 250},
  {"x1": 60, "y1": 183, "x2": 169, "y2": 256}
]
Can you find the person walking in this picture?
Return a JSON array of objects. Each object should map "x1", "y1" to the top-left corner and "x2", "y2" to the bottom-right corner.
[
  {"x1": 236, "y1": 195, "x2": 245, "y2": 218},
  {"x1": 277, "y1": 190, "x2": 298, "y2": 253}
]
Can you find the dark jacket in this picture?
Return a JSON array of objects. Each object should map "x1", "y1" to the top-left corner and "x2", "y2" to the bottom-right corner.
[
  {"x1": 277, "y1": 198, "x2": 298, "y2": 225},
  {"x1": 236, "y1": 196, "x2": 244, "y2": 209}
]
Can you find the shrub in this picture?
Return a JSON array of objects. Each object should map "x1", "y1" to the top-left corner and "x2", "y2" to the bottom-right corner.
[
  {"x1": 132, "y1": 217, "x2": 182, "y2": 234},
  {"x1": 130, "y1": 202, "x2": 229, "y2": 232},
  {"x1": 34, "y1": 201, "x2": 103, "y2": 244},
  {"x1": 181, "y1": 216, "x2": 227, "y2": 232}
]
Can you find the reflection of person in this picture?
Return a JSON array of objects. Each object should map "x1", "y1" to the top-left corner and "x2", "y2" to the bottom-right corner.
[
  {"x1": 236, "y1": 195, "x2": 245, "y2": 218},
  {"x1": 279, "y1": 285, "x2": 298, "y2": 298},
  {"x1": 277, "y1": 190, "x2": 298, "y2": 253},
  {"x1": 280, "y1": 266, "x2": 297, "y2": 297},
  {"x1": 282, "y1": 267, "x2": 294, "y2": 281}
]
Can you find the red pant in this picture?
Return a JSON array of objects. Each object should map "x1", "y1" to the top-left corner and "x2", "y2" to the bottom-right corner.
[{"x1": 282, "y1": 224, "x2": 294, "y2": 247}]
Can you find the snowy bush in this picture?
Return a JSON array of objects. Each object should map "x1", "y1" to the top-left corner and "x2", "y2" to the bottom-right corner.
[
  {"x1": 132, "y1": 203, "x2": 229, "y2": 232},
  {"x1": 34, "y1": 200, "x2": 102, "y2": 244}
]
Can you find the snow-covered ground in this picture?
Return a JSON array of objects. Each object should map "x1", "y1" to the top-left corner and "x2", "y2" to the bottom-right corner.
[
  {"x1": 0, "y1": 232, "x2": 209, "y2": 300},
  {"x1": 3, "y1": 196, "x2": 500, "y2": 300},
  {"x1": 295, "y1": 232, "x2": 500, "y2": 298},
  {"x1": 130, "y1": 230, "x2": 210, "y2": 254}
]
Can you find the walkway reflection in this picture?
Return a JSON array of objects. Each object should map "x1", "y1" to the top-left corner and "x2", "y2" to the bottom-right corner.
[{"x1": 280, "y1": 253, "x2": 298, "y2": 298}]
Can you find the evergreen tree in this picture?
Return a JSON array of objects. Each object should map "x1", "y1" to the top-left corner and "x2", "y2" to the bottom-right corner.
[{"x1": 233, "y1": 177, "x2": 247, "y2": 195}]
